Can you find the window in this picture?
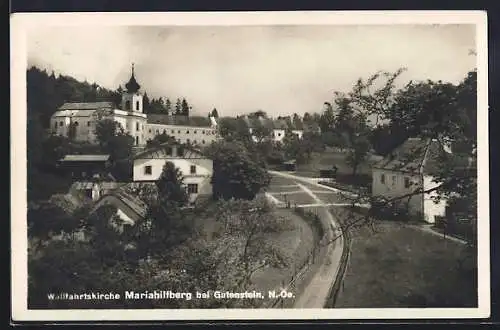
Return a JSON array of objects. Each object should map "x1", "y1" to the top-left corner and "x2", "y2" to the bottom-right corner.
[
  {"x1": 136, "y1": 122, "x2": 139, "y2": 131},
  {"x1": 404, "y1": 177, "x2": 411, "y2": 188},
  {"x1": 135, "y1": 136, "x2": 139, "y2": 145},
  {"x1": 125, "y1": 100, "x2": 131, "y2": 110},
  {"x1": 190, "y1": 165, "x2": 196, "y2": 174},
  {"x1": 278, "y1": 133, "x2": 281, "y2": 137},
  {"x1": 194, "y1": 130, "x2": 197, "y2": 134},
  {"x1": 178, "y1": 130, "x2": 181, "y2": 134},
  {"x1": 202, "y1": 140, "x2": 205, "y2": 144},
  {"x1": 380, "y1": 174, "x2": 385, "y2": 184},
  {"x1": 144, "y1": 165, "x2": 152, "y2": 175},
  {"x1": 59, "y1": 121, "x2": 63, "y2": 126},
  {"x1": 186, "y1": 130, "x2": 190, "y2": 134},
  {"x1": 178, "y1": 147, "x2": 184, "y2": 157},
  {"x1": 136, "y1": 101, "x2": 140, "y2": 111},
  {"x1": 54, "y1": 122, "x2": 58, "y2": 128},
  {"x1": 166, "y1": 147, "x2": 172, "y2": 156},
  {"x1": 87, "y1": 121, "x2": 90, "y2": 127},
  {"x1": 156, "y1": 129, "x2": 159, "y2": 134},
  {"x1": 391, "y1": 176, "x2": 397, "y2": 186},
  {"x1": 187, "y1": 138, "x2": 190, "y2": 144},
  {"x1": 171, "y1": 130, "x2": 175, "y2": 134},
  {"x1": 187, "y1": 184, "x2": 198, "y2": 194},
  {"x1": 163, "y1": 129, "x2": 166, "y2": 134},
  {"x1": 193, "y1": 140, "x2": 197, "y2": 144},
  {"x1": 149, "y1": 129, "x2": 151, "y2": 133},
  {"x1": 202, "y1": 130, "x2": 206, "y2": 134},
  {"x1": 74, "y1": 121, "x2": 79, "y2": 126}
]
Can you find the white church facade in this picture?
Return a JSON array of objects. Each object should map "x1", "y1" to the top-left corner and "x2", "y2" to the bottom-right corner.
[{"x1": 50, "y1": 64, "x2": 218, "y2": 147}]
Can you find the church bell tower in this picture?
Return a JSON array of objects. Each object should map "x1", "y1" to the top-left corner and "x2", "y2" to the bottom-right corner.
[{"x1": 121, "y1": 63, "x2": 143, "y2": 113}]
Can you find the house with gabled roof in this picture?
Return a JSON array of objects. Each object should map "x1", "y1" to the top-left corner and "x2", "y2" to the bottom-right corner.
[
  {"x1": 371, "y1": 137, "x2": 468, "y2": 224},
  {"x1": 92, "y1": 189, "x2": 148, "y2": 226},
  {"x1": 132, "y1": 142, "x2": 213, "y2": 203}
]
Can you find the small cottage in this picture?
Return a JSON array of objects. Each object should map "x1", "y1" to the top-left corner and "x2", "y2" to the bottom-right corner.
[{"x1": 371, "y1": 137, "x2": 457, "y2": 224}]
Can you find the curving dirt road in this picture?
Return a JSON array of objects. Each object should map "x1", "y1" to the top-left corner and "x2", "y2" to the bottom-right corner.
[{"x1": 268, "y1": 171, "x2": 345, "y2": 308}]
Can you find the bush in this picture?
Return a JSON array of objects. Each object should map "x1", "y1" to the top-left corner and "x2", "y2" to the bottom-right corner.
[
  {"x1": 369, "y1": 197, "x2": 423, "y2": 222},
  {"x1": 336, "y1": 173, "x2": 372, "y2": 188}
]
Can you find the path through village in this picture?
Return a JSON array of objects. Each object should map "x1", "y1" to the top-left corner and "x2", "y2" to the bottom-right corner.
[{"x1": 266, "y1": 171, "x2": 348, "y2": 308}]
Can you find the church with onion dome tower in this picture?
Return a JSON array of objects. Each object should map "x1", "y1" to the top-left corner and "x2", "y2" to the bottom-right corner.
[
  {"x1": 50, "y1": 63, "x2": 149, "y2": 146},
  {"x1": 50, "y1": 63, "x2": 219, "y2": 148}
]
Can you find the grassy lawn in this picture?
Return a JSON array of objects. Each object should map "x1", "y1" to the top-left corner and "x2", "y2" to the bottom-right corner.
[
  {"x1": 251, "y1": 209, "x2": 317, "y2": 293},
  {"x1": 312, "y1": 192, "x2": 352, "y2": 204},
  {"x1": 295, "y1": 149, "x2": 382, "y2": 178},
  {"x1": 265, "y1": 184, "x2": 302, "y2": 194},
  {"x1": 271, "y1": 192, "x2": 317, "y2": 206},
  {"x1": 335, "y1": 218, "x2": 477, "y2": 308}
]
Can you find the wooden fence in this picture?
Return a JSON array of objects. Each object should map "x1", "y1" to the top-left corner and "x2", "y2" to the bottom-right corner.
[{"x1": 324, "y1": 215, "x2": 352, "y2": 307}]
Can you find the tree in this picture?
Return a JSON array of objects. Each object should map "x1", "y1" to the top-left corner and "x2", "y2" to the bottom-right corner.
[
  {"x1": 319, "y1": 102, "x2": 336, "y2": 133},
  {"x1": 211, "y1": 108, "x2": 219, "y2": 118},
  {"x1": 209, "y1": 140, "x2": 271, "y2": 200},
  {"x1": 146, "y1": 132, "x2": 175, "y2": 149},
  {"x1": 107, "y1": 133, "x2": 134, "y2": 161},
  {"x1": 303, "y1": 112, "x2": 312, "y2": 122},
  {"x1": 213, "y1": 196, "x2": 291, "y2": 290},
  {"x1": 28, "y1": 201, "x2": 79, "y2": 242},
  {"x1": 252, "y1": 124, "x2": 273, "y2": 144},
  {"x1": 156, "y1": 161, "x2": 188, "y2": 206},
  {"x1": 143, "y1": 92, "x2": 150, "y2": 113},
  {"x1": 130, "y1": 162, "x2": 192, "y2": 258},
  {"x1": 282, "y1": 129, "x2": 301, "y2": 161},
  {"x1": 175, "y1": 98, "x2": 182, "y2": 116},
  {"x1": 322, "y1": 69, "x2": 478, "y2": 250},
  {"x1": 344, "y1": 131, "x2": 371, "y2": 177},
  {"x1": 165, "y1": 98, "x2": 172, "y2": 115},
  {"x1": 217, "y1": 117, "x2": 252, "y2": 144},
  {"x1": 94, "y1": 119, "x2": 121, "y2": 149},
  {"x1": 181, "y1": 98, "x2": 190, "y2": 116}
]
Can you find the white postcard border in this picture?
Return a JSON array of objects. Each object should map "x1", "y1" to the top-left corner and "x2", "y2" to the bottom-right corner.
[{"x1": 11, "y1": 10, "x2": 490, "y2": 321}]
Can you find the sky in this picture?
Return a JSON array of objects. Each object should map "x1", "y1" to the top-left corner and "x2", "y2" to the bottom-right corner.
[{"x1": 27, "y1": 24, "x2": 476, "y2": 117}]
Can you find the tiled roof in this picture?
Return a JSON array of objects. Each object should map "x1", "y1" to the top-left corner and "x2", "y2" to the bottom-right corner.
[
  {"x1": 60, "y1": 154, "x2": 110, "y2": 162},
  {"x1": 373, "y1": 137, "x2": 469, "y2": 175},
  {"x1": 58, "y1": 102, "x2": 115, "y2": 111},
  {"x1": 147, "y1": 114, "x2": 212, "y2": 127},
  {"x1": 373, "y1": 138, "x2": 430, "y2": 173},
  {"x1": 92, "y1": 190, "x2": 148, "y2": 225}
]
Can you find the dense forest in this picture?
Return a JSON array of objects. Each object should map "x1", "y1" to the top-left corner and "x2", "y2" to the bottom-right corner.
[{"x1": 27, "y1": 66, "x2": 122, "y2": 128}]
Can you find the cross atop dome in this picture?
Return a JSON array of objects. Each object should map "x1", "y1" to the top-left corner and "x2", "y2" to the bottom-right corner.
[{"x1": 125, "y1": 63, "x2": 141, "y2": 93}]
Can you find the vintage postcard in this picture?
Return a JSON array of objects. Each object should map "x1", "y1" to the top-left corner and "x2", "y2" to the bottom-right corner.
[{"x1": 11, "y1": 11, "x2": 489, "y2": 321}]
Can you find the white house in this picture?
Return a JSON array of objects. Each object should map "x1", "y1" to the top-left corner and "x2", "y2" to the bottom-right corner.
[
  {"x1": 133, "y1": 143, "x2": 213, "y2": 203},
  {"x1": 371, "y1": 137, "x2": 451, "y2": 224}
]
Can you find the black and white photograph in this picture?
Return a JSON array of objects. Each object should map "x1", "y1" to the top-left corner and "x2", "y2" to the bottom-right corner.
[{"x1": 11, "y1": 11, "x2": 489, "y2": 321}]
